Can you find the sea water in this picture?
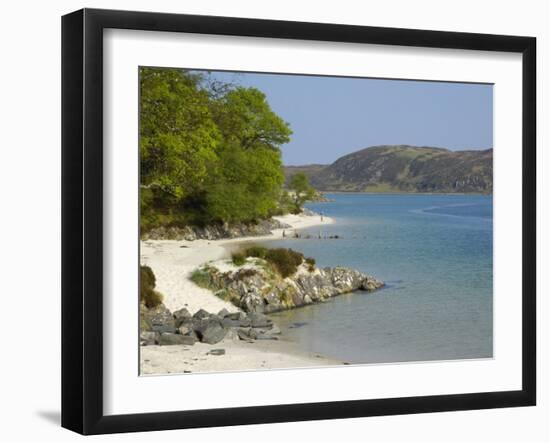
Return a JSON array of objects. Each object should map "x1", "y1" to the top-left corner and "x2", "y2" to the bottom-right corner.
[{"x1": 263, "y1": 193, "x2": 493, "y2": 364}]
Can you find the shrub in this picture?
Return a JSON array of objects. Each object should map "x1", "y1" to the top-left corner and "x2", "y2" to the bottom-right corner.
[
  {"x1": 231, "y1": 252, "x2": 246, "y2": 266},
  {"x1": 265, "y1": 248, "x2": 304, "y2": 278},
  {"x1": 244, "y1": 245, "x2": 268, "y2": 259},
  {"x1": 140, "y1": 265, "x2": 163, "y2": 308},
  {"x1": 305, "y1": 257, "x2": 316, "y2": 266},
  {"x1": 190, "y1": 268, "x2": 215, "y2": 290}
]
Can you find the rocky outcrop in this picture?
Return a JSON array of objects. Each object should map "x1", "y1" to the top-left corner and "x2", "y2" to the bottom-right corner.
[
  {"x1": 194, "y1": 261, "x2": 384, "y2": 315},
  {"x1": 141, "y1": 218, "x2": 290, "y2": 241},
  {"x1": 140, "y1": 304, "x2": 280, "y2": 346}
]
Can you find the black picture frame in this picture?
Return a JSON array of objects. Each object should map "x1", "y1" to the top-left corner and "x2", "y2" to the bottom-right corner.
[{"x1": 61, "y1": 8, "x2": 536, "y2": 435}]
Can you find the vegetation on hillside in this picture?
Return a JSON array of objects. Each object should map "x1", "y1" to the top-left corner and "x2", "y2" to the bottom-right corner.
[
  {"x1": 284, "y1": 145, "x2": 493, "y2": 193},
  {"x1": 140, "y1": 67, "x2": 293, "y2": 233}
]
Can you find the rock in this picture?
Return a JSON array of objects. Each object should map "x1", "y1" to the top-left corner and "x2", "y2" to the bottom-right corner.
[
  {"x1": 152, "y1": 324, "x2": 177, "y2": 334},
  {"x1": 226, "y1": 311, "x2": 248, "y2": 321},
  {"x1": 217, "y1": 308, "x2": 230, "y2": 318},
  {"x1": 207, "y1": 349, "x2": 226, "y2": 356},
  {"x1": 158, "y1": 333, "x2": 197, "y2": 346},
  {"x1": 194, "y1": 319, "x2": 226, "y2": 344},
  {"x1": 140, "y1": 331, "x2": 159, "y2": 346},
  {"x1": 241, "y1": 291, "x2": 265, "y2": 314},
  {"x1": 142, "y1": 218, "x2": 291, "y2": 241},
  {"x1": 177, "y1": 324, "x2": 193, "y2": 336},
  {"x1": 362, "y1": 276, "x2": 384, "y2": 291},
  {"x1": 188, "y1": 258, "x2": 384, "y2": 318},
  {"x1": 249, "y1": 313, "x2": 272, "y2": 328},
  {"x1": 221, "y1": 317, "x2": 245, "y2": 328},
  {"x1": 142, "y1": 303, "x2": 175, "y2": 331},
  {"x1": 193, "y1": 308, "x2": 211, "y2": 320},
  {"x1": 173, "y1": 307, "x2": 192, "y2": 321},
  {"x1": 237, "y1": 328, "x2": 257, "y2": 341}
]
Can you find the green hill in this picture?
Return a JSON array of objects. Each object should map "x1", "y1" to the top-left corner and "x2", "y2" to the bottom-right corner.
[{"x1": 284, "y1": 145, "x2": 493, "y2": 193}]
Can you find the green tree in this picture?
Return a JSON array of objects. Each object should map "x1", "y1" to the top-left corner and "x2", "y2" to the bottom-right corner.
[
  {"x1": 139, "y1": 68, "x2": 293, "y2": 230},
  {"x1": 212, "y1": 87, "x2": 292, "y2": 151},
  {"x1": 139, "y1": 68, "x2": 220, "y2": 212},
  {"x1": 202, "y1": 87, "x2": 291, "y2": 223},
  {"x1": 289, "y1": 173, "x2": 315, "y2": 212}
]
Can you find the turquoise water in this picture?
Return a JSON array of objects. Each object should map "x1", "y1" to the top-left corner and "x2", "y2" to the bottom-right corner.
[{"x1": 264, "y1": 193, "x2": 493, "y2": 364}]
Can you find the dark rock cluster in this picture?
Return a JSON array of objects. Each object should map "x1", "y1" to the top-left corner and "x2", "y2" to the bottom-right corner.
[{"x1": 140, "y1": 304, "x2": 281, "y2": 347}]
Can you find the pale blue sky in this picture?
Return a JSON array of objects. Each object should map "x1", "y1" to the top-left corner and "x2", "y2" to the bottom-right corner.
[{"x1": 200, "y1": 70, "x2": 493, "y2": 166}]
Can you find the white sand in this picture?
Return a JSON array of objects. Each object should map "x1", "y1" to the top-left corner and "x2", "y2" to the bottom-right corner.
[
  {"x1": 140, "y1": 339, "x2": 342, "y2": 375},
  {"x1": 140, "y1": 213, "x2": 334, "y2": 314}
]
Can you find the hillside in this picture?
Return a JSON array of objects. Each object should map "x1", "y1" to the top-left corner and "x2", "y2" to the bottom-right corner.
[{"x1": 284, "y1": 145, "x2": 493, "y2": 193}]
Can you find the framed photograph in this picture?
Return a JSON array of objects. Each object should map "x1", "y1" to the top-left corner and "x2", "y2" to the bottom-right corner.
[{"x1": 61, "y1": 8, "x2": 536, "y2": 435}]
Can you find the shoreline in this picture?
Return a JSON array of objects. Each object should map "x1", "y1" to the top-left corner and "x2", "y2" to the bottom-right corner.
[
  {"x1": 140, "y1": 212, "x2": 338, "y2": 375},
  {"x1": 140, "y1": 212, "x2": 334, "y2": 315}
]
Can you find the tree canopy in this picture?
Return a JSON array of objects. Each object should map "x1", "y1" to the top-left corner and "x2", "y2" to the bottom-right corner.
[
  {"x1": 139, "y1": 67, "x2": 293, "y2": 231},
  {"x1": 289, "y1": 173, "x2": 315, "y2": 212}
]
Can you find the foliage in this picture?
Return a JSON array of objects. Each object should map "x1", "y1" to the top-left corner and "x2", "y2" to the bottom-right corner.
[
  {"x1": 264, "y1": 248, "x2": 305, "y2": 278},
  {"x1": 140, "y1": 266, "x2": 163, "y2": 308},
  {"x1": 233, "y1": 245, "x2": 306, "y2": 277},
  {"x1": 288, "y1": 173, "x2": 315, "y2": 212},
  {"x1": 243, "y1": 245, "x2": 269, "y2": 259},
  {"x1": 189, "y1": 267, "x2": 216, "y2": 290},
  {"x1": 139, "y1": 67, "x2": 293, "y2": 231},
  {"x1": 231, "y1": 252, "x2": 247, "y2": 266}
]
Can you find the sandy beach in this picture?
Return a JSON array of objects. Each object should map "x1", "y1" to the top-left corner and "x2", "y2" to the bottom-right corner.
[
  {"x1": 140, "y1": 212, "x2": 336, "y2": 374},
  {"x1": 140, "y1": 338, "x2": 341, "y2": 375}
]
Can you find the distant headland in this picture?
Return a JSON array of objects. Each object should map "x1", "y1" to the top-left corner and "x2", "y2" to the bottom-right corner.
[{"x1": 284, "y1": 145, "x2": 493, "y2": 194}]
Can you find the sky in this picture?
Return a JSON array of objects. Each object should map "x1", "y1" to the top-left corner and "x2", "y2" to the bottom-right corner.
[{"x1": 202, "y1": 70, "x2": 493, "y2": 166}]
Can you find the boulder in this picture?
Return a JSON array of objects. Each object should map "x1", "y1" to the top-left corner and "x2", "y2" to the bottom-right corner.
[
  {"x1": 142, "y1": 303, "x2": 176, "y2": 331},
  {"x1": 249, "y1": 313, "x2": 272, "y2": 328},
  {"x1": 194, "y1": 318, "x2": 226, "y2": 344},
  {"x1": 193, "y1": 308, "x2": 211, "y2": 320},
  {"x1": 226, "y1": 311, "x2": 248, "y2": 322},
  {"x1": 217, "y1": 308, "x2": 230, "y2": 318},
  {"x1": 177, "y1": 324, "x2": 194, "y2": 336},
  {"x1": 151, "y1": 324, "x2": 177, "y2": 334},
  {"x1": 173, "y1": 307, "x2": 192, "y2": 321},
  {"x1": 221, "y1": 317, "x2": 245, "y2": 328},
  {"x1": 237, "y1": 327, "x2": 257, "y2": 341},
  {"x1": 158, "y1": 333, "x2": 197, "y2": 346},
  {"x1": 140, "y1": 331, "x2": 159, "y2": 346}
]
